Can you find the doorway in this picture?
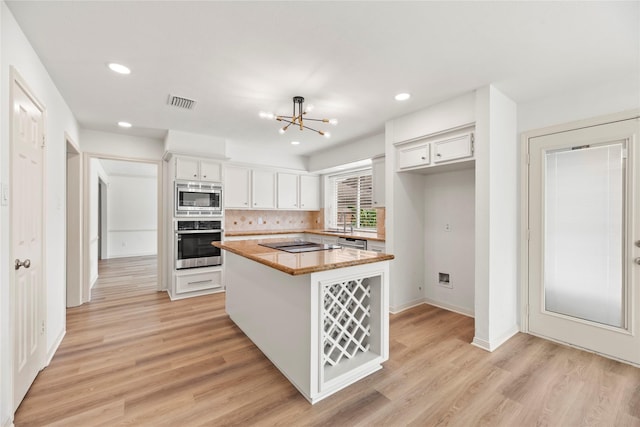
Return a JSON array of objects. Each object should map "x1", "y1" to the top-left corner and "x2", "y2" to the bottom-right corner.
[
  {"x1": 524, "y1": 115, "x2": 640, "y2": 364},
  {"x1": 80, "y1": 155, "x2": 164, "y2": 304}
]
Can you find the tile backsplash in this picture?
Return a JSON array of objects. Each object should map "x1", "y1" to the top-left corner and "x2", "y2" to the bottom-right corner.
[{"x1": 225, "y1": 209, "x2": 323, "y2": 232}]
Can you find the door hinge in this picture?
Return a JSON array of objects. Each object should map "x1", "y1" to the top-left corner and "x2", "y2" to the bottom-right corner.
[
  {"x1": 41, "y1": 135, "x2": 46, "y2": 148},
  {"x1": 622, "y1": 148, "x2": 628, "y2": 159},
  {"x1": 470, "y1": 134, "x2": 475, "y2": 154},
  {"x1": 41, "y1": 320, "x2": 45, "y2": 334}
]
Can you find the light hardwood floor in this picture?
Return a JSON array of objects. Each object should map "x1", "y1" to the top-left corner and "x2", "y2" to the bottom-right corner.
[{"x1": 14, "y1": 256, "x2": 640, "y2": 426}]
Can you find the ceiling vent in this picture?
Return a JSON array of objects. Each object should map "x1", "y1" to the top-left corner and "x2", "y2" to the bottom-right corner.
[{"x1": 167, "y1": 94, "x2": 196, "y2": 110}]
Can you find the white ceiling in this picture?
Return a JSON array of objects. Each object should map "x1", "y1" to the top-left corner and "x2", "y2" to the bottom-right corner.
[{"x1": 6, "y1": 1, "x2": 639, "y2": 157}]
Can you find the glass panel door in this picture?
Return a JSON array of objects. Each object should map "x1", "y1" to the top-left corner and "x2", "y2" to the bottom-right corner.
[{"x1": 544, "y1": 143, "x2": 625, "y2": 328}]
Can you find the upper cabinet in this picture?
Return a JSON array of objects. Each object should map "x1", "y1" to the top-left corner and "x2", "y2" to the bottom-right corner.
[
  {"x1": 224, "y1": 166, "x2": 320, "y2": 211},
  {"x1": 395, "y1": 130, "x2": 474, "y2": 173},
  {"x1": 176, "y1": 157, "x2": 222, "y2": 182},
  {"x1": 299, "y1": 175, "x2": 320, "y2": 210},
  {"x1": 224, "y1": 165, "x2": 251, "y2": 208},
  {"x1": 433, "y1": 134, "x2": 474, "y2": 163},
  {"x1": 371, "y1": 157, "x2": 385, "y2": 207},
  {"x1": 277, "y1": 173, "x2": 320, "y2": 210},
  {"x1": 252, "y1": 170, "x2": 276, "y2": 209},
  {"x1": 277, "y1": 173, "x2": 299, "y2": 209}
]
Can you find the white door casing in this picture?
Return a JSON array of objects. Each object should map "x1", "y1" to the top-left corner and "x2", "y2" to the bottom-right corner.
[
  {"x1": 11, "y1": 71, "x2": 46, "y2": 410},
  {"x1": 526, "y1": 116, "x2": 640, "y2": 365}
]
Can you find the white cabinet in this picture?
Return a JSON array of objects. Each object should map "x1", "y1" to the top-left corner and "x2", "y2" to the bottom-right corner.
[
  {"x1": 277, "y1": 173, "x2": 320, "y2": 210},
  {"x1": 225, "y1": 166, "x2": 251, "y2": 208},
  {"x1": 174, "y1": 268, "x2": 223, "y2": 295},
  {"x1": 433, "y1": 134, "x2": 473, "y2": 163},
  {"x1": 371, "y1": 157, "x2": 385, "y2": 207},
  {"x1": 300, "y1": 175, "x2": 320, "y2": 210},
  {"x1": 252, "y1": 170, "x2": 276, "y2": 209},
  {"x1": 398, "y1": 143, "x2": 430, "y2": 170},
  {"x1": 176, "y1": 157, "x2": 221, "y2": 182},
  {"x1": 277, "y1": 173, "x2": 299, "y2": 209},
  {"x1": 367, "y1": 240, "x2": 386, "y2": 253},
  {"x1": 395, "y1": 131, "x2": 474, "y2": 172}
]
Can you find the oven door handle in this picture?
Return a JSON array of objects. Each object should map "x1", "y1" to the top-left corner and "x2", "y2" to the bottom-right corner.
[{"x1": 175, "y1": 229, "x2": 223, "y2": 234}]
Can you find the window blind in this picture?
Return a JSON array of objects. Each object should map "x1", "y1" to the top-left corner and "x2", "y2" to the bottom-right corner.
[{"x1": 330, "y1": 170, "x2": 376, "y2": 230}]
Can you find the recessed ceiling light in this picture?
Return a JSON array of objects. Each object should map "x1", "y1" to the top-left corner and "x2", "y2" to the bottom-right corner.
[
  {"x1": 118, "y1": 121, "x2": 132, "y2": 128},
  {"x1": 108, "y1": 63, "x2": 131, "y2": 75},
  {"x1": 291, "y1": 141, "x2": 300, "y2": 145},
  {"x1": 395, "y1": 93, "x2": 411, "y2": 101}
]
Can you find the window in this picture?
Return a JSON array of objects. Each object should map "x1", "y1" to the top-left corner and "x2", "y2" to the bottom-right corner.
[{"x1": 327, "y1": 169, "x2": 376, "y2": 230}]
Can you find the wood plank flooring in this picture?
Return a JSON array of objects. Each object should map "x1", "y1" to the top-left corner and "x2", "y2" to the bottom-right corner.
[{"x1": 14, "y1": 256, "x2": 640, "y2": 426}]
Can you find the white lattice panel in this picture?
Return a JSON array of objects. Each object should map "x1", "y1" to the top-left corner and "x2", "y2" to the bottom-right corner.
[{"x1": 322, "y1": 278, "x2": 371, "y2": 367}]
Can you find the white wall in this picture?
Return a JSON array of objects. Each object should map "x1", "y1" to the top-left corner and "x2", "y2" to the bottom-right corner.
[
  {"x1": 226, "y1": 141, "x2": 308, "y2": 171},
  {"x1": 1, "y1": 2, "x2": 79, "y2": 422},
  {"x1": 473, "y1": 86, "x2": 519, "y2": 351},
  {"x1": 89, "y1": 158, "x2": 108, "y2": 286},
  {"x1": 518, "y1": 74, "x2": 640, "y2": 133},
  {"x1": 308, "y1": 133, "x2": 384, "y2": 172},
  {"x1": 80, "y1": 129, "x2": 164, "y2": 160},
  {"x1": 423, "y1": 168, "x2": 475, "y2": 316},
  {"x1": 106, "y1": 174, "x2": 157, "y2": 258},
  {"x1": 164, "y1": 129, "x2": 226, "y2": 159}
]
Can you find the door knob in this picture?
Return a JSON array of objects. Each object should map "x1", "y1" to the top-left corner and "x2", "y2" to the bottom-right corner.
[
  {"x1": 635, "y1": 257, "x2": 640, "y2": 266},
  {"x1": 15, "y1": 259, "x2": 31, "y2": 270}
]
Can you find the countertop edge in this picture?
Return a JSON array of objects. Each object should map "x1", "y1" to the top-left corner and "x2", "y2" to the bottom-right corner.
[{"x1": 214, "y1": 241, "x2": 394, "y2": 276}]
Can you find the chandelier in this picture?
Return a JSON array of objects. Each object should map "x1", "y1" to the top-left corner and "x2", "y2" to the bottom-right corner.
[{"x1": 260, "y1": 96, "x2": 337, "y2": 138}]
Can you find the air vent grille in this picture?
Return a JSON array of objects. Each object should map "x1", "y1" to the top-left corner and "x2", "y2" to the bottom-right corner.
[{"x1": 167, "y1": 94, "x2": 196, "y2": 110}]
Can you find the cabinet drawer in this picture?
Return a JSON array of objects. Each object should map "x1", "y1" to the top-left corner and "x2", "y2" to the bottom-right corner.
[
  {"x1": 433, "y1": 134, "x2": 473, "y2": 163},
  {"x1": 368, "y1": 241, "x2": 386, "y2": 253},
  {"x1": 398, "y1": 144, "x2": 430, "y2": 169},
  {"x1": 176, "y1": 270, "x2": 223, "y2": 294}
]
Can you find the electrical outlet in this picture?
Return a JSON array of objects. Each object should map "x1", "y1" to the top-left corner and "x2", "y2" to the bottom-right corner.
[{"x1": 444, "y1": 223, "x2": 451, "y2": 232}]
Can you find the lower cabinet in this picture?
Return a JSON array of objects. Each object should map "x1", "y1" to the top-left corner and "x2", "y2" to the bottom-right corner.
[
  {"x1": 172, "y1": 267, "x2": 224, "y2": 299},
  {"x1": 368, "y1": 241, "x2": 386, "y2": 253}
]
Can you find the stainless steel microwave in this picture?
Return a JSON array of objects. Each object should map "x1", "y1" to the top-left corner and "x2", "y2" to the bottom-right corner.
[{"x1": 175, "y1": 180, "x2": 222, "y2": 217}]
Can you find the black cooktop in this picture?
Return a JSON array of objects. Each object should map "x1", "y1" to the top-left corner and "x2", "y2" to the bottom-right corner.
[{"x1": 259, "y1": 241, "x2": 334, "y2": 253}]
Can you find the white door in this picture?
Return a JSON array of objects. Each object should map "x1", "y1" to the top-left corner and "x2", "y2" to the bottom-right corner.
[
  {"x1": 528, "y1": 117, "x2": 640, "y2": 364},
  {"x1": 11, "y1": 75, "x2": 45, "y2": 410}
]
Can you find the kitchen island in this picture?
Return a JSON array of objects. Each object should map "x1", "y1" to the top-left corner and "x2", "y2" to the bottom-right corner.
[{"x1": 214, "y1": 238, "x2": 394, "y2": 404}]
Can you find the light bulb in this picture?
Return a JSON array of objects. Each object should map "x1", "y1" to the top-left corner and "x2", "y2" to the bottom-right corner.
[
  {"x1": 259, "y1": 111, "x2": 274, "y2": 119},
  {"x1": 329, "y1": 118, "x2": 338, "y2": 125},
  {"x1": 279, "y1": 128, "x2": 286, "y2": 135},
  {"x1": 118, "y1": 121, "x2": 132, "y2": 128},
  {"x1": 323, "y1": 132, "x2": 331, "y2": 138},
  {"x1": 108, "y1": 63, "x2": 131, "y2": 75},
  {"x1": 306, "y1": 104, "x2": 315, "y2": 113}
]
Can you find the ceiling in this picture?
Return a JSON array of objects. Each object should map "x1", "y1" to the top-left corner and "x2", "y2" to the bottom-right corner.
[{"x1": 6, "y1": 1, "x2": 638, "y2": 157}]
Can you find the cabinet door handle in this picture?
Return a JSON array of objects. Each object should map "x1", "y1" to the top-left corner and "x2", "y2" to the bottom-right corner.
[
  {"x1": 193, "y1": 173, "x2": 197, "y2": 177},
  {"x1": 203, "y1": 175, "x2": 207, "y2": 178},
  {"x1": 436, "y1": 153, "x2": 442, "y2": 157},
  {"x1": 188, "y1": 279, "x2": 213, "y2": 285},
  {"x1": 421, "y1": 156, "x2": 426, "y2": 160}
]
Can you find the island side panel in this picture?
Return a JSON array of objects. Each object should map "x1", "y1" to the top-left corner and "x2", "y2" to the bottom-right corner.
[{"x1": 224, "y1": 251, "x2": 312, "y2": 398}]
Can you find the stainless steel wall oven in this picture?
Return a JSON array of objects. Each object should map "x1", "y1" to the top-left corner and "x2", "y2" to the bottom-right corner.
[{"x1": 175, "y1": 219, "x2": 223, "y2": 269}]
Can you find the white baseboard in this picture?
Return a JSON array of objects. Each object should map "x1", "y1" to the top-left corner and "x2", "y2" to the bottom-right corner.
[
  {"x1": 423, "y1": 298, "x2": 474, "y2": 318},
  {"x1": 45, "y1": 328, "x2": 66, "y2": 366},
  {"x1": 389, "y1": 297, "x2": 427, "y2": 314},
  {"x1": 90, "y1": 273, "x2": 98, "y2": 289},
  {"x1": 472, "y1": 325, "x2": 519, "y2": 352}
]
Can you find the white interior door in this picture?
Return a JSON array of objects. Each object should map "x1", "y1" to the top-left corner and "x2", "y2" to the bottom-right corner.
[
  {"x1": 528, "y1": 118, "x2": 640, "y2": 364},
  {"x1": 11, "y1": 75, "x2": 45, "y2": 410}
]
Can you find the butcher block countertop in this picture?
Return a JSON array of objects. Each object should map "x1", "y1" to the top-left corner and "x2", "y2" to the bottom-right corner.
[
  {"x1": 224, "y1": 229, "x2": 385, "y2": 242},
  {"x1": 213, "y1": 238, "x2": 394, "y2": 276}
]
